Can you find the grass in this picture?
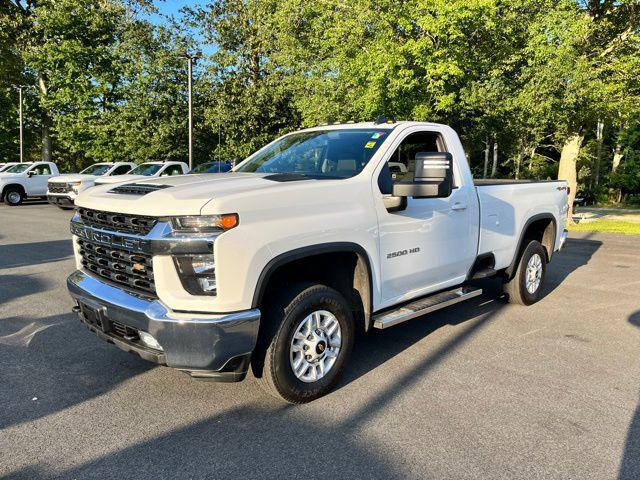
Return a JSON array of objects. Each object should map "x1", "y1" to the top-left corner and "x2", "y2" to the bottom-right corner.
[{"x1": 569, "y1": 220, "x2": 640, "y2": 235}]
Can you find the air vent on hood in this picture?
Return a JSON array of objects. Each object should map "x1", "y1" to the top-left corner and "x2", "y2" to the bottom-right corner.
[{"x1": 108, "y1": 183, "x2": 171, "y2": 196}]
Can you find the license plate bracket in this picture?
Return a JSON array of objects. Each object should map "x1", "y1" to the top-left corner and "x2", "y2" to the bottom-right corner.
[{"x1": 78, "y1": 301, "x2": 111, "y2": 334}]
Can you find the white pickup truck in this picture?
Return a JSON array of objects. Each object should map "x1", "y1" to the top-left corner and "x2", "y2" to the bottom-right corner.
[
  {"x1": 66, "y1": 121, "x2": 568, "y2": 403},
  {"x1": 47, "y1": 162, "x2": 136, "y2": 209},
  {"x1": 93, "y1": 161, "x2": 189, "y2": 186},
  {"x1": 0, "y1": 162, "x2": 60, "y2": 206}
]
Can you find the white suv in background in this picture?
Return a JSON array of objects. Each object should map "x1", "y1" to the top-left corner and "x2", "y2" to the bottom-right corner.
[
  {"x1": 47, "y1": 162, "x2": 136, "y2": 209},
  {"x1": 94, "y1": 161, "x2": 189, "y2": 186}
]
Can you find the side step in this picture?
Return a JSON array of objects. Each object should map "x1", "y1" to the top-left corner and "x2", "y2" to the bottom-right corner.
[{"x1": 372, "y1": 286, "x2": 483, "y2": 329}]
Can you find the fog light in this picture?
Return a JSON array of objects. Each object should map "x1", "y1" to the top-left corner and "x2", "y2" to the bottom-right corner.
[
  {"x1": 139, "y1": 331, "x2": 163, "y2": 351},
  {"x1": 174, "y1": 254, "x2": 217, "y2": 296},
  {"x1": 197, "y1": 276, "x2": 217, "y2": 293}
]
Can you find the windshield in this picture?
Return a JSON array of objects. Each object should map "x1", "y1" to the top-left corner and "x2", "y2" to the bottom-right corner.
[
  {"x1": 80, "y1": 164, "x2": 112, "y2": 176},
  {"x1": 129, "y1": 164, "x2": 162, "y2": 176},
  {"x1": 235, "y1": 129, "x2": 389, "y2": 179},
  {"x1": 5, "y1": 163, "x2": 31, "y2": 174},
  {"x1": 190, "y1": 162, "x2": 231, "y2": 174}
]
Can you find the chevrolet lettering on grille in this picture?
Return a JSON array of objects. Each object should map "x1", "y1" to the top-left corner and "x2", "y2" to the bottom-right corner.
[{"x1": 71, "y1": 222, "x2": 149, "y2": 253}]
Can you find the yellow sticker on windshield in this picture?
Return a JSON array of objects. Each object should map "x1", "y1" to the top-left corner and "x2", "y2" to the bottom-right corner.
[{"x1": 365, "y1": 141, "x2": 376, "y2": 149}]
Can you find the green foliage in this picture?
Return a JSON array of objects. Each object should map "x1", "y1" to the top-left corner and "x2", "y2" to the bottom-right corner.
[{"x1": 0, "y1": 0, "x2": 638, "y2": 192}]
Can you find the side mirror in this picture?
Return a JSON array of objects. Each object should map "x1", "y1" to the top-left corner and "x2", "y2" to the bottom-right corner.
[
  {"x1": 27, "y1": 170, "x2": 35, "y2": 177},
  {"x1": 392, "y1": 152, "x2": 453, "y2": 199}
]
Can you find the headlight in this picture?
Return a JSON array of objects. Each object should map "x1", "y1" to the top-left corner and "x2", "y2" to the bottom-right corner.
[
  {"x1": 174, "y1": 254, "x2": 217, "y2": 295},
  {"x1": 171, "y1": 214, "x2": 239, "y2": 233},
  {"x1": 69, "y1": 181, "x2": 82, "y2": 193}
]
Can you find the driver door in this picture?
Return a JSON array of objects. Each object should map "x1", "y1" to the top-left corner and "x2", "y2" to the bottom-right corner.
[
  {"x1": 374, "y1": 128, "x2": 476, "y2": 306},
  {"x1": 28, "y1": 163, "x2": 53, "y2": 196}
]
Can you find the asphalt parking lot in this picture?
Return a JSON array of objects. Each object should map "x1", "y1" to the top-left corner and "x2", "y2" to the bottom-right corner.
[{"x1": 1, "y1": 203, "x2": 639, "y2": 479}]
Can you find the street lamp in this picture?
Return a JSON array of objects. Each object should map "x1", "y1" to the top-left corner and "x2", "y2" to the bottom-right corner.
[
  {"x1": 12, "y1": 85, "x2": 30, "y2": 163},
  {"x1": 178, "y1": 52, "x2": 202, "y2": 170}
]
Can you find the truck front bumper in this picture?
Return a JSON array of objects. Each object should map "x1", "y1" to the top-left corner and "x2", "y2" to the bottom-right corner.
[
  {"x1": 47, "y1": 193, "x2": 75, "y2": 207},
  {"x1": 67, "y1": 270, "x2": 260, "y2": 382}
]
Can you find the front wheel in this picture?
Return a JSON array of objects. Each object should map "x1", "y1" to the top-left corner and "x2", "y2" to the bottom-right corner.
[
  {"x1": 503, "y1": 240, "x2": 547, "y2": 305},
  {"x1": 4, "y1": 187, "x2": 24, "y2": 206},
  {"x1": 256, "y1": 283, "x2": 354, "y2": 403}
]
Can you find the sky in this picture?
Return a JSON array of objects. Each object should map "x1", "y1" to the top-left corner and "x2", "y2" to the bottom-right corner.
[{"x1": 147, "y1": 0, "x2": 215, "y2": 56}]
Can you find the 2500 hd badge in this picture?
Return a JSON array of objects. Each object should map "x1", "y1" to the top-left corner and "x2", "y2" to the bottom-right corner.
[{"x1": 387, "y1": 247, "x2": 420, "y2": 259}]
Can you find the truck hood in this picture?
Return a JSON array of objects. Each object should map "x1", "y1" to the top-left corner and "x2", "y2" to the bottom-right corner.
[
  {"x1": 74, "y1": 172, "x2": 312, "y2": 215},
  {"x1": 94, "y1": 174, "x2": 149, "y2": 185},
  {"x1": 49, "y1": 174, "x2": 98, "y2": 184},
  {"x1": 0, "y1": 172, "x2": 22, "y2": 180}
]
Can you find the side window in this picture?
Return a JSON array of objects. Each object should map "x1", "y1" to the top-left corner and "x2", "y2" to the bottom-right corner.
[
  {"x1": 378, "y1": 131, "x2": 444, "y2": 195},
  {"x1": 388, "y1": 131, "x2": 442, "y2": 183},
  {"x1": 111, "y1": 165, "x2": 132, "y2": 175},
  {"x1": 32, "y1": 164, "x2": 51, "y2": 175},
  {"x1": 162, "y1": 165, "x2": 183, "y2": 176}
]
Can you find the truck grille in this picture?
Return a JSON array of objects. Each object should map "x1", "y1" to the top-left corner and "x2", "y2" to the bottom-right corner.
[
  {"x1": 49, "y1": 183, "x2": 70, "y2": 193},
  {"x1": 77, "y1": 238, "x2": 156, "y2": 296},
  {"x1": 77, "y1": 208, "x2": 157, "y2": 236}
]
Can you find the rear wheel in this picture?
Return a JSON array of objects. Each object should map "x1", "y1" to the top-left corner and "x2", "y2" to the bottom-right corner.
[
  {"x1": 256, "y1": 283, "x2": 354, "y2": 403},
  {"x1": 4, "y1": 187, "x2": 24, "y2": 206},
  {"x1": 503, "y1": 240, "x2": 547, "y2": 305}
]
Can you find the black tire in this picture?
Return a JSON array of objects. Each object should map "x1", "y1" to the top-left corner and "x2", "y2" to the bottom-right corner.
[
  {"x1": 255, "y1": 283, "x2": 354, "y2": 403},
  {"x1": 503, "y1": 240, "x2": 547, "y2": 305},
  {"x1": 4, "y1": 187, "x2": 24, "y2": 206}
]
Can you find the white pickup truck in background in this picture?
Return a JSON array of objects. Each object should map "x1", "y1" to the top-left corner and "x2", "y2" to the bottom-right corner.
[
  {"x1": 0, "y1": 162, "x2": 21, "y2": 173},
  {"x1": 47, "y1": 162, "x2": 136, "y2": 209},
  {"x1": 0, "y1": 162, "x2": 60, "y2": 206},
  {"x1": 66, "y1": 121, "x2": 568, "y2": 403},
  {"x1": 93, "y1": 161, "x2": 189, "y2": 186}
]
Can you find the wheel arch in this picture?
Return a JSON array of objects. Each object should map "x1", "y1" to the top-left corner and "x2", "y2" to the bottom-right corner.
[
  {"x1": 1, "y1": 183, "x2": 26, "y2": 201},
  {"x1": 252, "y1": 242, "x2": 374, "y2": 331},
  {"x1": 505, "y1": 213, "x2": 557, "y2": 280}
]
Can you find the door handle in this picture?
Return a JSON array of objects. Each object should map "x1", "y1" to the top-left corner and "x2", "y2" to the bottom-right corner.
[{"x1": 451, "y1": 202, "x2": 467, "y2": 211}]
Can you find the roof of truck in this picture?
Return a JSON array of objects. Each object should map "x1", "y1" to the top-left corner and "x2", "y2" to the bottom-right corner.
[{"x1": 300, "y1": 120, "x2": 447, "y2": 132}]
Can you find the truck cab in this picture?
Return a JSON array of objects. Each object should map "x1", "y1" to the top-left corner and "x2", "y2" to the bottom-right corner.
[
  {"x1": 0, "y1": 162, "x2": 60, "y2": 206},
  {"x1": 93, "y1": 161, "x2": 189, "y2": 186},
  {"x1": 66, "y1": 122, "x2": 568, "y2": 403},
  {"x1": 47, "y1": 162, "x2": 136, "y2": 209}
]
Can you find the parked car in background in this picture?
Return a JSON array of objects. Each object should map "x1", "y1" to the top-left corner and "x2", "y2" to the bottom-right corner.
[
  {"x1": 0, "y1": 162, "x2": 59, "y2": 206},
  {"x1": 189, "y1": 161, "x2": 232, "y2": 174},
  {"x1": 93, "y1": 161, "x2": 189, "y2": 186},
  {"x1": 0, "y1": 162, "x2": 21, "y2": 173},
  {"x1": 47, "y1": 162, "x2": 136, "y2": 209},
  {"x1": 66, "y1": 121, "x2": 569, "y2": 403}
]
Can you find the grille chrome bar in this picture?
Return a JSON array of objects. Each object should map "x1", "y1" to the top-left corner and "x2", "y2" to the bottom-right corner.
[{"x1": 77, "y1": 208, "x2": 157, "y2": 236}]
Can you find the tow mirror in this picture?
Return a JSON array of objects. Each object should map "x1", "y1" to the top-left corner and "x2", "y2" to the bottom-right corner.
[
  {"x1": 27, "y1": 170, "x2": 35, "y2": 177},
  {"x1": 392, "y1": 152, "x2": 453, "y2": 199}
]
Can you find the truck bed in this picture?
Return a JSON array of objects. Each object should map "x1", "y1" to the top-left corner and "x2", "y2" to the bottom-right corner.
[{"x1": 475, "y1": 180, "x2": 567, "y2": 270}]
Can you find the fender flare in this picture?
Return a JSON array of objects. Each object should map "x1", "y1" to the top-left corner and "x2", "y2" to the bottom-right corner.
[
  {"x1": 1, "y1": 183, "x2": 26, "y2": 200},
  {"x1": 251, "y1": 242, "x2": 374, "y2": 326},
  {"x1": 505, "y1": 213, "x2": 557, "y2": 279}
]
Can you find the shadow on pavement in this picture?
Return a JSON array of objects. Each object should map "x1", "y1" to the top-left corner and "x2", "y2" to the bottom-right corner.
[
  {"x1": 619, "y1": 311, "x2": 640, "y2": 479},
  {"x1": 0, "y1": 274, "x2": 52, "y2": 306},
  {"x1": 2, "y1": 233, "x2": 600, "y2": 479},
  {"x1": 0, "y1": 312, "x2": 153, "y2": 430},
  {"x1": 543, "y1": 235, "x2": 601, "y2": 294},
  {"x1": 0, "y1": 239, "x2": 73, "y2": 269}
]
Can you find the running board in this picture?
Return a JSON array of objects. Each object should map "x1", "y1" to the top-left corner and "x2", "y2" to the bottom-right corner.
[{"x1": 372, "y1": 286, "x2": 483, "y2": 329}]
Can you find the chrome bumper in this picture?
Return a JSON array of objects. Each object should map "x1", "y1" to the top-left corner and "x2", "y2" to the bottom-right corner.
[
  {"x1": 47, "y1": 194, "x2": 75, "y2": 207},
  {"x1": 67, "y1": 270, "x2": 260, "y2": 381}
]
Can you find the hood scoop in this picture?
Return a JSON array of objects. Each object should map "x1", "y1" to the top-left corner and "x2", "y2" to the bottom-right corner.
[{"x1": 109, "y1": 183, "x2": 171, "y2": 196}]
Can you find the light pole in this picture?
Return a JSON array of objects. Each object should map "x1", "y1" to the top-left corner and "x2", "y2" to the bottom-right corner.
[
  {"x1": 179, "y1": 52, "x2": 202, "y2": 170},
  {"x1": 13, "y1": 85, "x2": 28, "y2": 163}
]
